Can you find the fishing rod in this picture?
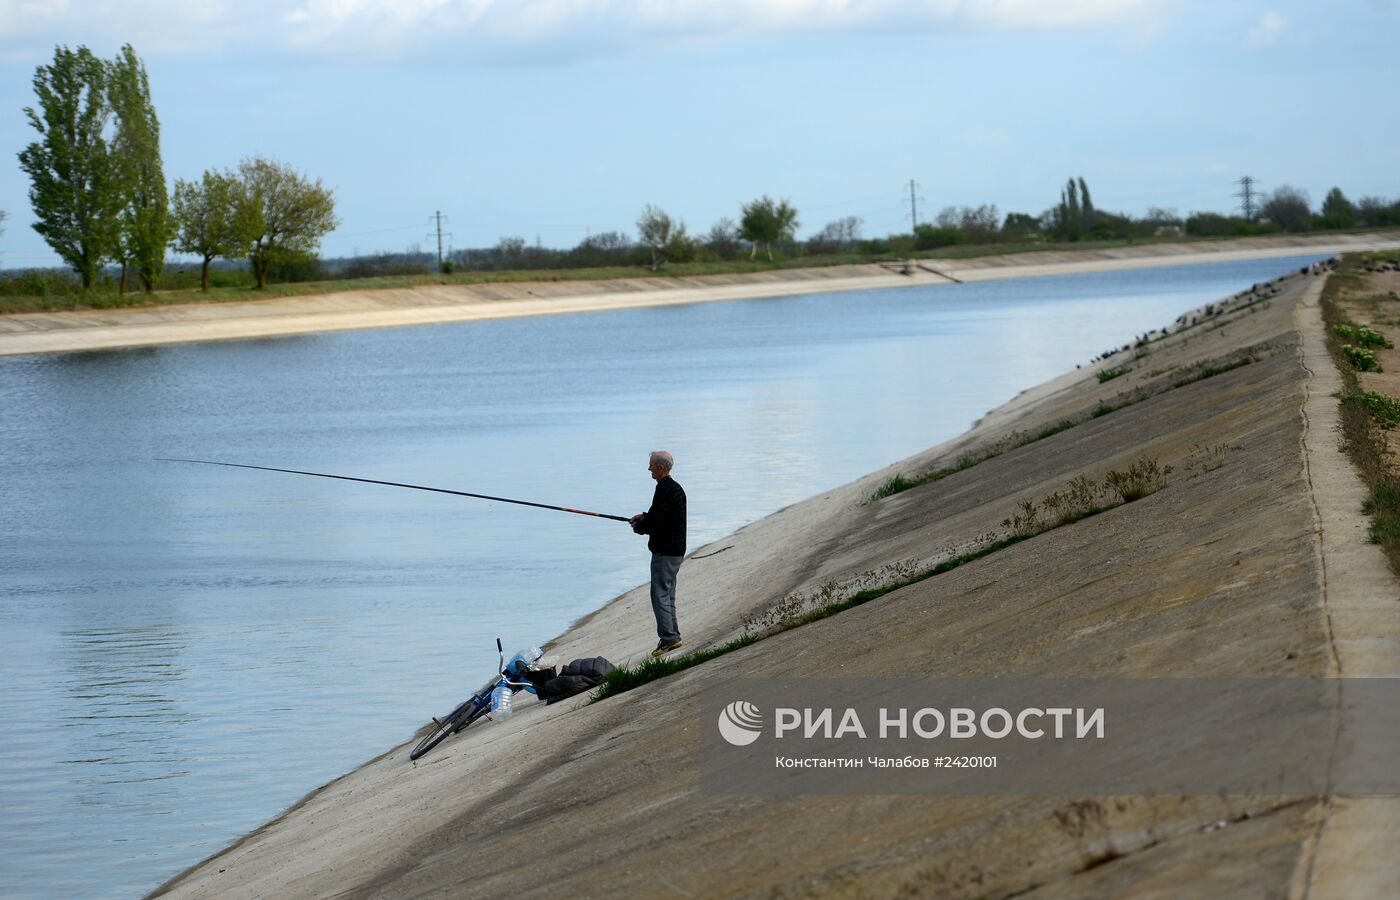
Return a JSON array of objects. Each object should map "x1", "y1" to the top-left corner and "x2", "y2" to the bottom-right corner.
[{"x1": 157, "y1": 458, "x2": 631, "y2": 522}]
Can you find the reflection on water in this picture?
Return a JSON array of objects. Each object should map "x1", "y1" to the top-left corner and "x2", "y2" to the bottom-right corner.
[{"x1": 0, "y1": 254, "x2": 1326, "y2": 897}]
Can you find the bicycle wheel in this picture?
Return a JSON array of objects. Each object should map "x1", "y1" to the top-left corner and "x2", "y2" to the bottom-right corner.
[{"x1": 409, "y1": 695, "x2": 486, "y2": 761}]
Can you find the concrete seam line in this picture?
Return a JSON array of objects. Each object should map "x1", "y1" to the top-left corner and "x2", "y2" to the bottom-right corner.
[{"x1": 1291, "y1": 272, "x2": 1345, "y2": 900}]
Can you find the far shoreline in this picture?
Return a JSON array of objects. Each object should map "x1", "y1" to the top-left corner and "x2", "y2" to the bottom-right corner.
[{"x1": 3, "y1": 232, "x2": 1399, "y2": 358}]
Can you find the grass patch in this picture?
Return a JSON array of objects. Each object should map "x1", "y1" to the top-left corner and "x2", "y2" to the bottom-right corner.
[
  {"x1": 869, "y1": 473, "x2": 917, "y2": 500},
  {"x1": 866, "y1": 452, "x2": 980, "y2": 502},
  {"x1": 1341, "y1": 344, "x2": 1382, "y2": 372},
  {"x1": 1097, "y1": 366, "x2": 1132, "y2": 383},
  {"x1": 1347, "y1": 391, "x2": 1400, "y2": 429},
  {"x1": 592, "y1": 634, "x2": 759, "y2": 701},
  {"x1": 1016, "y1": 419, "x2": 1078, "y2": 447},
  {"x1": 1333, "y1": 322, "x2": 1393, "y2": 348},
  {"x1": 1362, "y1": 484, "x2": 1400, "y2": 546},
  {"x1": 1172, "y1": 355, "x2": 1256, "y2": 387},
  {"x1": 1321, "y1": 253, "x2": 1400, "y2": 573}
]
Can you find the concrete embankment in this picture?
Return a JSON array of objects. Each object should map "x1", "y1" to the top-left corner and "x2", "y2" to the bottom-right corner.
[
  {"x1": 7, "y1": 232, "x2": 1400, "y2": 358},
  {"x1": 153, "y1": 262, "x2": 1399, "y2": 898}
]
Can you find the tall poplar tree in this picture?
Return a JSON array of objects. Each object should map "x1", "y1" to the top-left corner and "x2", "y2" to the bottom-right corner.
[
  {"x1": 109, "y1": 44, "x2": 169, "y2": 294},
  {"x1": 18, "y1": 45, "x2": 122, "y2": 289}
]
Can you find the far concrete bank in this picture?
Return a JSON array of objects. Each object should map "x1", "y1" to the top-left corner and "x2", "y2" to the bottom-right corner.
[{"x1": 6, "y1": 232, "x2": 1400, "y2": 358}]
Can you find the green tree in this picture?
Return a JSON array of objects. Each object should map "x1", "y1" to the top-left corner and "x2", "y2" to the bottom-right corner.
[
  {"x1": 238, "y1": 156, "x2": 338, "y2": 289},
  {"x1": 108, "y1": 44, "x2": 169, "y2": 294},
  {"x1": 739, "y1": 196, "x2": 798, "y2": 260},
  {"x1": 1001, "y1": 212, "x2": 1040, "y2": 239},
  {"x1": 1052, "y1": 177, "x2": 1097, "y2": 240},
  {"x1": 705, "y1": 218, "x2": 742, "y2": 260},
  {"x1": 18, "y1": 45, "x2": 122, "y2": 289},
  {"x1": 636, "y1": 204, "x2": 691, "y2": 272},
  {"x1": 1261, "y1": 185, "x2": 1312, "y2": 232},
  {"x1": 1319, "y1": 187, "x2": 1357, "y2": 229},
  {"x1": 1357, "y1": 196, "x2": 1399, "y2": 228},
  {"x1": 171, "y1": 170, "x2": 260, "y2": 291}
]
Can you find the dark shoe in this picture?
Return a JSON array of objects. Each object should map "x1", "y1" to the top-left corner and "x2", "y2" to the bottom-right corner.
[{"x1": 650, "y1": 640, "x2": 683, "y2": 658}]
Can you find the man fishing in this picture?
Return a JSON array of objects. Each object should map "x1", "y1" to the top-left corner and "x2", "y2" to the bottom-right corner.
[{"x1": 630, "y1": 450, "x2": 687, "y2": 658}]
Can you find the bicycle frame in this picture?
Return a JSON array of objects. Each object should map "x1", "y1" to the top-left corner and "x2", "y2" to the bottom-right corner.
[{"x1": 409, "y1": 638, "x2": 542, "y2": 761}]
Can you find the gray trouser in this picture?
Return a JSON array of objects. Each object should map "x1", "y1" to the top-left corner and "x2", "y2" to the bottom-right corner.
[{"x1": 650, "y1": 553, "x2": 683, "y2": 645}]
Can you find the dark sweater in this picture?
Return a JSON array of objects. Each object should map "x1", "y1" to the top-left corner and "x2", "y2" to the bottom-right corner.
[{"x1": 637, "y1": 475, "x2": 687, "y2": 557}]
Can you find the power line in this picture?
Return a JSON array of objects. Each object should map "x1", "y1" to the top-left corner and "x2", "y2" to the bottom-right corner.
[{"x1": 802, "y1": 189, "x2": 906, "y2": 212}]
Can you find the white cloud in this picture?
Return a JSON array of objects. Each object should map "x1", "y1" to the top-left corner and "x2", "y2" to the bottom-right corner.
[
  {"x1": 1244, "y1": 11, "x2": 1287, "y2": 48},
  {"x1": 0, "y1": 0, "x2": 1168, "y2": 63}
]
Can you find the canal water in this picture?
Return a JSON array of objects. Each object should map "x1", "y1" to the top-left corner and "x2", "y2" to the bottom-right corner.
[{"x1": 0, "y1": 254, "x2": 1323, "y2": 897}]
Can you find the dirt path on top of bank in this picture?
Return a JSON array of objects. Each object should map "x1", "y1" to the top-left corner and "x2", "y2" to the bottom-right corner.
[
  {"x1": 8, "y1": 233, "x2": 1400, "y2": 358},
  {"x1": 153, "y1": 261, "x2": 1398, "y2": 898}
]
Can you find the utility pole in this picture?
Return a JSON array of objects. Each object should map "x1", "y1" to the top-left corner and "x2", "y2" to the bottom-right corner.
[
  {"x1": 1234, "y1": 177, "x2": 1258, "y2": 222},
  {"x1": 426, "y1": 211, "x2": 453, "y2": 272},
  {"x1": 908, "y1": 179, "x2": 921, "y2": 231}
]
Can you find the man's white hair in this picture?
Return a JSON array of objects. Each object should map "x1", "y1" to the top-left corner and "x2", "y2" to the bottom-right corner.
[{"x1": 650, "y1": 450, "x2": 674, "y2": 471}]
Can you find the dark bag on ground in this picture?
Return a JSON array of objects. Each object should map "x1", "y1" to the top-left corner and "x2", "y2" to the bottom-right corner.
[{"x1": 526, "y1": 656, "x2": 615, "y2": 704}]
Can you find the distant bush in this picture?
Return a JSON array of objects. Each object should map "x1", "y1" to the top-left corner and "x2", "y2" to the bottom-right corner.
[
  {"x1": 267, "y1": 252, "x2": 325, "y2": 284},
  {"x1": 913, "y1": 224, "x2": 963, "y2": 250},
  {"x1": 0, "y1": 269, "x2": 85, "y2": 299},
  {"x1": 341, "y1": 252, "x2": 433, "y2": 279},
  {"x1": 1184, "y1": 212, "x2": 1277, "y2": 237}
]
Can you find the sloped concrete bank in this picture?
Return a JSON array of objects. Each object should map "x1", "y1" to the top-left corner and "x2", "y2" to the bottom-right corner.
[
  {"x1": 7, "y1": 232, "x2": 1400, "y2": 358},
  {"x1": 153, "y1": 264, "x2": 1398, "y2": 899}
]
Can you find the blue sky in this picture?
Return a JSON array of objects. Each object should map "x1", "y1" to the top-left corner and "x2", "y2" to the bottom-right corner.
[{"x1": 1, "y1": 0, "x2": 1397, "y2": 268}]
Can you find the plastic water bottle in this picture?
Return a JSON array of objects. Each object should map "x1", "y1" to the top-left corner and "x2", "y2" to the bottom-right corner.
[{"x1": 490, "y1": 683, "x2": 513, "y2": 720}]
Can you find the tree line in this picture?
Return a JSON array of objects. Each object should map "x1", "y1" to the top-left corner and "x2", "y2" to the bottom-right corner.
[
  {"x1": 445, "y1": 177, "x2": 1400, "y2": 276},
  {"x1": 16, "y1": 44, "x2": 337, "y2": 294},
  {"x1": 8, "y1": 47, "x2": 1398, "y2": 291}
]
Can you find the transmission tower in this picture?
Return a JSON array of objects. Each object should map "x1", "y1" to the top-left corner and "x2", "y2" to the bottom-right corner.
[
  {"x1": 1234, "y1": 177, "x2": 1259, "y2": 222},
  {"x1": 908, "y1": 179, "x2": 924, "y2": 230}
]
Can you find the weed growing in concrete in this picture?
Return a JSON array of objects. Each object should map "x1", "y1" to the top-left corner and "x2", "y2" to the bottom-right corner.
[
  {"x1": 1104, "y1": 457, "x2": 1173, "y2": 502},
  {"x1": 1016, "y1": 419, "x2": 1078, "y2": 447},
  {"x1": 592, "y1": 634, "x2": 759, "y2": 701},
  {"x1": 1172, "y1": 354, "x2": 1257, "y2": 388},
  {"x1": 999, "y1": 499, "x2": 1043, "y2": 538},
  {"x1": 1041, "y1": 475, "x2": 1106, "y2": 526},
  {"x1": 869, "y1": 474, "x2": 916, "y2": 500},
  {"x1": 1098, "y1": 366, "x2": 1131, "y2": 383},
  {"x1": 1182, "y1": 443, "x2": 1238, "y2": 475}
]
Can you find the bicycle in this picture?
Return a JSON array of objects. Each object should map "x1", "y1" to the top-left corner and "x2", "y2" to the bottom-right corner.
[{"x1": 409, "y1": 639, "x2": 542, "y2": 761}]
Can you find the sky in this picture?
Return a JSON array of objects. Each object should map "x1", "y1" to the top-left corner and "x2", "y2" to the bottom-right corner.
[{"x1": 0, "y1": 0, "x2": 1397, "y2": 269}]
